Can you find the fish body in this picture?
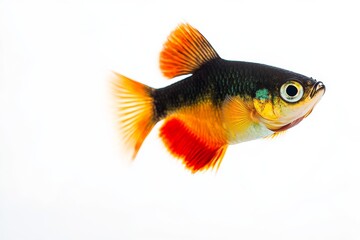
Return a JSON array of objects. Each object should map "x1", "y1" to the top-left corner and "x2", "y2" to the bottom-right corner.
[{"x1": 112, "y1": 23, "x2": 325, "y2": 172}]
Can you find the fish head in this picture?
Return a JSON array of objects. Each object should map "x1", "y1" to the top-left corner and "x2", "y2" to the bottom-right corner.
[{"x1": 253, "y1": 77, "x2": 325, "y2": 132}]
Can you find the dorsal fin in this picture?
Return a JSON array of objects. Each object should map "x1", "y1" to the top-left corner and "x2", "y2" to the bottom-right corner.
[{"x1": 159, "y1": 23, "x2": 220, "y2": 79}]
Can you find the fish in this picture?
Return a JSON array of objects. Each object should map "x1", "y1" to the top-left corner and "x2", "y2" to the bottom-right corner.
[{"x1": 112, "y1": 23, "x2": 325, "y2": 173}]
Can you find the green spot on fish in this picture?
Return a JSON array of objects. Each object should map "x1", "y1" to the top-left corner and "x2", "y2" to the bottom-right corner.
[{"x1": 256, "y1": 89, "x2": 269, "y2": 100}]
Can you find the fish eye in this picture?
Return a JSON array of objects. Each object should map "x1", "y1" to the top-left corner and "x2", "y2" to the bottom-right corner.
[{"x1": 280, "y1": 81, "x2": 304, "y2": 103}]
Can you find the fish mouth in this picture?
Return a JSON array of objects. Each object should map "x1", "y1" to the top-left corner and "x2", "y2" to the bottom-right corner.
[
  {"x1": 271, "y1": 104, "x2": 316, "y2": 132},
  {"x1": 310, "y1": 81, "x2": 326, "y2": 98},
  {"x1": 273, "y1": 115, "x2": 305, "y2": 132}
]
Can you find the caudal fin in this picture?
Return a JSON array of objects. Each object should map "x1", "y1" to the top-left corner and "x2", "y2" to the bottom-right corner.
[{"x1": 111, "y1": 72, "x2": 156, "y2": 159}]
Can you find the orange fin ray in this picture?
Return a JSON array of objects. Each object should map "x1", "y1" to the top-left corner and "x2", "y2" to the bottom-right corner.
[
  {"x1": 160, "y1": 118, "x2": 227, "y2": 173},
  {"x1": 112, "y1": 72, "x2": 156, "y2": 159},
  {"x1": 222, "y1": 96, "x2": 259, "y2": 140},
  {"x1": 160, "y1": 23, "x2": 220, "y2": 79},
  {"x1": 265, "y1": 131, "x2": 286, "y2": 139}
]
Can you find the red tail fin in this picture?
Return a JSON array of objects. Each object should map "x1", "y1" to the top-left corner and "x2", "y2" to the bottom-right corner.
[{"x1": 111, "y1": 72, "x2": 156, "y2": 159}]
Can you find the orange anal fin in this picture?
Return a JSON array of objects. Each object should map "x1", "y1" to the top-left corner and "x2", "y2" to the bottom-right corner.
[{"x1": 160, "y1": 118, "x2": 227, "y2": 173}]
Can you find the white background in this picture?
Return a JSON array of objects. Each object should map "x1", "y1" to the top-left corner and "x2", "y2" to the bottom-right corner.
[{"x1": 1, "y1": 0, "x2": 359, "y2": 239}]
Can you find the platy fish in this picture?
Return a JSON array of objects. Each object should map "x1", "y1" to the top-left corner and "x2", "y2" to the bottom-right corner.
[{"x1": 112, "y1": 23, "x2": 325, "y2": 173}]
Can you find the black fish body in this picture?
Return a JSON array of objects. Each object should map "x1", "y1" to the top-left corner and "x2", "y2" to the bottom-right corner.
[{"x1": 112, "y1": 23, "x2": 325, "y2": 172}]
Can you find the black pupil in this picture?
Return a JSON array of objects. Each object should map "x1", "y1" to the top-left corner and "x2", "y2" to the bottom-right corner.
[{"x1": 286, "y1": 85, "x2": 298, "y2": 97}]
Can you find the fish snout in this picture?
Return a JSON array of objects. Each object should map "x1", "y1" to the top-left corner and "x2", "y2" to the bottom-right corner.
[{"x1": 310, "y1": 81, "x2": 326, "y2": 98}]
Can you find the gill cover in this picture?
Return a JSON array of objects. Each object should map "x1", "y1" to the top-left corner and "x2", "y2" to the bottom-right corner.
[{"x1": 253, "y1": 88, "x2": 279, "y2": 121}]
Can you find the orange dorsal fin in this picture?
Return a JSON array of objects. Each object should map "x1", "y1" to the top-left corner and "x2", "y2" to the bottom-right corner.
[
  {"x1": 111, "y1": 72, "x2": 156, "y2": 159},
  {"x1": 159, "y1": 118, "x2": 228, "y2": 173},
  {"x1": 160, "y1": 23, "x2": 220, "y2": 79}
]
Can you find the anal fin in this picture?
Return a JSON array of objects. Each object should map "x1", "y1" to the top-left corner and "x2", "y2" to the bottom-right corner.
[{"x1": 159, "y1": 118, "x2": 227, "y2": 173}]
